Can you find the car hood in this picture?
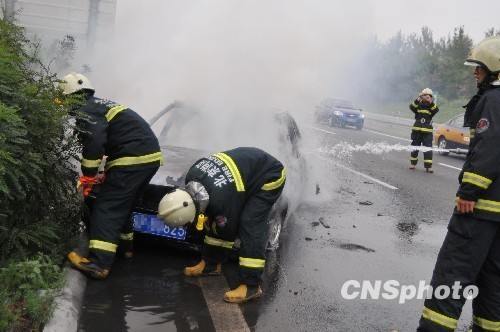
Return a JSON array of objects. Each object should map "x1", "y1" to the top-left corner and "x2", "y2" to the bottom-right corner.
[
  {"x1": 336, "y1": 107, "x2": 361, "y2": 115},
  {"x1": 151, "y1": 145, "x2": 205, "y2": 186}
]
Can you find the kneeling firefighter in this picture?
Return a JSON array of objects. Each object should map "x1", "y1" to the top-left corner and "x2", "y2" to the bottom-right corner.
[
  {"x1": 158, "y1": 147, "x2": 286, "y2": 303},
  {"x1": 61, "y1": 72, "x2": 163, "y2": 279},
  {"x1": 417, "y1": 37, "x2": 500, "y2": 331}
]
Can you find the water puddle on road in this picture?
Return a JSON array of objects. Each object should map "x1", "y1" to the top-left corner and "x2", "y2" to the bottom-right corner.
[{"x1": 78, "y1": 246, "x2": 215, "y2": 332}]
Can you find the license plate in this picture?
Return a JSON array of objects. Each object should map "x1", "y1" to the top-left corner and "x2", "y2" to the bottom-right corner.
[
  {"x1": 132, "y1": 212, "x2": 187, "y2": 240},
  {"x1": 346, "y1": 118, "x2": 358, "y2": 122}
]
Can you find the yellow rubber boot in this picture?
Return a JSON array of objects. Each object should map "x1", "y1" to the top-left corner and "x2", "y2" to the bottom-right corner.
[
  {"x1": 67, "y1": 251, "x2": 110, "y2": 280},
  {"x1": 184, "y1": 260, "x2": 206, "y2": 276},
  {"x1": 224, "y1": 284, "x2": 263, "y2": 303},
  {"x1": 184, "y1": 259, "x2": 222, "y2": 277}
]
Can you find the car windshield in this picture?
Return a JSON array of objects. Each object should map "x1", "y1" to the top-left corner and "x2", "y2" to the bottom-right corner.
[
  {"x1": 449, "y1": 114, "x2": 465, "y2": 127},
  {"x1": 332, "y1": 100, "x2": 355, "y2": 109}
]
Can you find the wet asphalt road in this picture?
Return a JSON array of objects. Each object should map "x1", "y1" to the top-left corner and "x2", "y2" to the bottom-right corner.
[{"x1": 79, "y1": 115, "x2": 471, "y2": 332}]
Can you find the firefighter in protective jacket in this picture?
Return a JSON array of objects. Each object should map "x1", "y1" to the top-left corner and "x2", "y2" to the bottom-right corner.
[
  {"x1": 417, "y1": 36, "x2": 500, "y2": 332},
  {"x1": 158, "y1": 147, "x2": 286, "y2": 303},
  {"x1": 61, "y1": 72, "x2": 163, "y2": 279},
  {"x1": 409, "y1": 88, "x2": 439, "y2": 173}
]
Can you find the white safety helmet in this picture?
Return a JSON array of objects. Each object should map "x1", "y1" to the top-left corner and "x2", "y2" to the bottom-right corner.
[
  {"x1": 157, "y1": 189, "x2": 196, "y2": 227},
  {"x1": 59, "y1": 72, "x2": 94, "y2": 95},
  {"x1": 464, "y1": 36, "x2": 500, "y2": 73},
  {"x1": 419, "y1": 88, "x2": 433, "y2": 97}
]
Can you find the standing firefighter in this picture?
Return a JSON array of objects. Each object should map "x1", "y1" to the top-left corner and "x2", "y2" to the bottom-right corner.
[
  {"x1": 61, "y1": 73, "x2": 163, "y2": 279},
  {"x1": 409, "y1": 88, "x2": 439, "y2": 173},
  {"x1": 158, "y1": 147, "x2": 286, "y2": 303},
  {"x1": 417, "y1": 37, "x2": 500, "y2": 331}
]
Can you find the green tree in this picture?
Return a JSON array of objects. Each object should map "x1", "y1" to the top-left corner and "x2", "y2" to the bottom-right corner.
[{"x1": 0, "y1": 17, "x2": 82, "y2": 262}]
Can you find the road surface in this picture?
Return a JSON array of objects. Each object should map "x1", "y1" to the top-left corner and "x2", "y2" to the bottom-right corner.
[{"x1": 78, "y1": 114, "x2": 472, "y2": 332}]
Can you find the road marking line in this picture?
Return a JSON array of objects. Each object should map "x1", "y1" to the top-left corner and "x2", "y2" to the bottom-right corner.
[
  {"x1": 364, "y1": 129, "x2": 411, "y2": 142},
  {"x1": 306, "y1": 125, "x2": 336, "y2": 135},
  {"x1": 315, "y1": 154, "x2": 398, "y2": 190},
  {"x1": 439, "y1": 163, "x2": 462, "y2": 171},
  {"x1": 198, "y1": 276, "x2": 251, "y2": 332}
]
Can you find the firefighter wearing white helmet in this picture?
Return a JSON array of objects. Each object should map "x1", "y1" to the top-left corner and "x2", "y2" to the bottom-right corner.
[
  {"x1": 64, "y1": 72, "x2": 163, "y2": 280},
  {"x1": 409, "y1": 87, "x2": 439, "y2": 173},
  {"x1": 417, "y1": 36, "x2": 500, "y2": 332},
  {"x1": 59, "y1": 72, "x2": 94, "y2": 95},
  {"x1": 158, "y1": 147, "x2": 286, "y2": 304},
  {"x1": 157, "y1": 188, "x2": 197, "y2": 227}
]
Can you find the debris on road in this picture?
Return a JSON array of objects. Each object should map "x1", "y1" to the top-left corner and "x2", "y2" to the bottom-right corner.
[
  {"x1": 363, "y1": 181, "x2": 374, "y2": 184},
  {"x1": 359, "y1": 200, "x2": 373, "y2": 206},
  {"x1": 316, "y1": 184, "x2": 320, "y2": 195},
  {"x1": 319, "y1": 217, "x2": 330, "y2": 229},
  {"x1": 377, "y1": 213, "x2": 384, "y2": 216},
  {"x1": 337, "y1": 243, "x2": 375, "y2": 253},
  {"x1": 311, "y1": 221, "x2": 320, "y2": 227},
  {"x1": 338, "y1": 186, "x2": 356, "y2": 195},
  {"x1": 421, "y1": 218, "x2": 434, "y2": 224},
  {"x1": 305, "y1": 237, "x2": 313, "y2": 241}
]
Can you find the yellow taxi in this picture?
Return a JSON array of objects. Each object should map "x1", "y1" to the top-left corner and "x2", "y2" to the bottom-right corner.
[{"x1": 433, "y1": 113, "x2": 470, "y2": 155}]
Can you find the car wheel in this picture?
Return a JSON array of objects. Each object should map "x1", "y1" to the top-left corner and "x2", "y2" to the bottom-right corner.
[
  {"x1": 266, "y1": 214, "x2": 282, "y2": 251},
  {"x1": 355, "y1": 124, "x2": 363, "y2": 130},
  {"x1": 438, "y1": 136, "x2": 449, "y2": 156}
]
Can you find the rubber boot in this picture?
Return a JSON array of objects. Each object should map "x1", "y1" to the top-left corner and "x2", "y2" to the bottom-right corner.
[
  {"x1": 184, "y1": 259, "x2": 221, "y2": 277},
  {"x1": 67, "y1": 251, "x2": 110, "y2": 280},
  {"x1": 224, "y1": 284, "x2": 263, "y2": 303}
]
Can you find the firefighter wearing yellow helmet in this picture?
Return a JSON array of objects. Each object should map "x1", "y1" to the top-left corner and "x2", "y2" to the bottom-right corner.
[
  {"x1": 409, "y1": 87, "x2": 439, "y2": 173},
  {"x1": 62, "y1": 72, "x2": 163, "y2": 280},
  {"x1": 158, "y1": 147, "x2": 286, "y2": 303},
  {"x1": 417, "y1": 37, "x2": 500, "y2": 332}
]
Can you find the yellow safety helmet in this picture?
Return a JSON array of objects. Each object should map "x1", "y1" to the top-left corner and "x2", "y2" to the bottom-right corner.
[
  {"x1": 157, "y1": 189, "x2": 196, "y2": 227},
  {"x1": 464, "y1": 36, "x2": 500, "y2": 73},
  {"x1": 59, "y1": 72, "x2": 94, "y2": 95},
  {"x1": 419, "y1": 88, "x2": 433, "y2": 97}
]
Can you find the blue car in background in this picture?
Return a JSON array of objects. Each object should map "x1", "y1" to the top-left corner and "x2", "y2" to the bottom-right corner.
[{"x1": 314, "y1": 98, "x2": 364, "y2": 130}]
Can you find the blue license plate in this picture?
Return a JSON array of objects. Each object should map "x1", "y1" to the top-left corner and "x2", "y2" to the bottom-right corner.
[{"x1": 132, "y1": 212, "x2": 187, "y2": 240}]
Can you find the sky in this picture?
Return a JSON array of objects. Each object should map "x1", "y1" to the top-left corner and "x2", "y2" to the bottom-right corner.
[{"x1": 369, "y1": 0, "x2": 500, "y2": 42}]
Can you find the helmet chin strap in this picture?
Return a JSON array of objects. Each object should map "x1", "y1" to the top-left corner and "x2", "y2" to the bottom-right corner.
[{"x1": 185, "y1": 181, "x2": 210, "y2": 231}]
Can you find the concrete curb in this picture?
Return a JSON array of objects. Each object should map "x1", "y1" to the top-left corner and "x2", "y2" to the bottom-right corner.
[
  {"x1": 43, "y1": 267, "x2": 87, "y2": 332},
  {"x1": 44, "y1": 235, "x2": 88, "y2": 332}
]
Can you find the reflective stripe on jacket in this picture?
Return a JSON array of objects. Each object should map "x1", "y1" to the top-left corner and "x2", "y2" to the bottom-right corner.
[
  {"x1": 77, "y1": 96, "x2": 162, "y2": 176},
  {"x1": 409, "y1": 99, "x2": 439, "y2": 132},
  {"x1": 458, "y1": 86, "x2": 500, "y2": 221}
]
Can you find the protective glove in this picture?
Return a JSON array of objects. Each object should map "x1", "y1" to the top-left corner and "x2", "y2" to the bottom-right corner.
[{"x1": 77, "y1": 176, "x2": 98, "y2": 197}]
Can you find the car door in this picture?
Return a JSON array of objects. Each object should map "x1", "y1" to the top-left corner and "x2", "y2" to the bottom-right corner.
[{"x1": 447, "y1": 115, "x2": 469, "y2": 146}]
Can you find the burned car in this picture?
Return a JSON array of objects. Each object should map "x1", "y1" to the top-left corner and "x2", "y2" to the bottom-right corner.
[{"x1": 85, "y1": 105, "x2": 305, "y2": 252}]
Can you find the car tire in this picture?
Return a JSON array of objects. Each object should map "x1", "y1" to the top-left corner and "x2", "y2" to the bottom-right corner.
[
  {"x1": 266, "y1": 202, "x2": 288, "y2": 251},
  {"x1": 355, "y1": 125, "x2": 363, "y2": 130},
  {"x1": 266, "y1": 213, "x2": 282, "y2": 251},
  {"x1": 438, "y1": 136, "x2": 449, "y2": 156}
]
